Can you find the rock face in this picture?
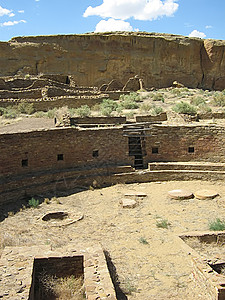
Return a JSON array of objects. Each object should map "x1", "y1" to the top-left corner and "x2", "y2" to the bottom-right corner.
[{"x1": 1, "y1": 32, "x2": 225, "y2": 90}]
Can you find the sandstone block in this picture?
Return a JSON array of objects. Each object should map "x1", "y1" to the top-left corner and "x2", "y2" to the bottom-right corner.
[
  {"x1": 168, "y1": 189, "x2": 194, "y2": 200},
  {"x1": 120, "y1": 198, "x2": 137, "y2": 208},
  {"x1": 194, "y1": 189, "x2": 219, "y2": 200}
]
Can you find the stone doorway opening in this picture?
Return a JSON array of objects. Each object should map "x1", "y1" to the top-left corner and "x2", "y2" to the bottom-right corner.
[{"x1": 128, "y1": 137, "x2": 143, "y2": 169}]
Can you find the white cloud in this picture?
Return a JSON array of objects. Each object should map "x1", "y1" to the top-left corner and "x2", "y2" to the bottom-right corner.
[
  {"x1": 95, "y1": 18, "x2": 133, "y2": 32},
  {"x1": 189, "y1": 29, "x2": 206, "y2": 39},
  {"x1": 1, "y1": 20, "x2": 27, "y2": 27},
  {"x1": 18, "y1": 10, "x2": 25, "y2": 14},
  {"x1": 84, "y1": 0, "x2": 179, "y2": 21},
  {"x1": 0, "y1": 5, "x2": 13, "y2": 17},
  {"x1": 9, "y1": 13, "x2": 15, "y2": 17},
  {"x1": 205, "y1": 25, "x2": 212, "y2": 29}
]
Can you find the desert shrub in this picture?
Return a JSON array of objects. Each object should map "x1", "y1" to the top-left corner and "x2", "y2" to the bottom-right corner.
[
  {"x1": 151, "y1": 93, "x2": 165, "y2": 102},
  {"x1": 100, "y1": 99, "x2": 118, "y2": 116},
  {"x1": 212, "y1": 93, "x2": 225, "y2": 107},
  {"x1": 190, "y1": 96, "x2": 206, "y2": 106},
  {"x1": 125, "y1": 111, "x2": 135, "y2": 119},
  {"x1": 120, "y1": 92, "x2": 141, "y2": 102},
  {"x1": 0, "y1": 107, "x2": 5, "y2": 116},
  {"x1": 172, "y1": 101, "x2": 197, "y2": 115},
  {"x1": 28, "y1": 197, "x2": 39, "y2": 208},
  {"x1": 2, "y1": 106, "x2": 18, "y2": 119},
  {"x1": 75, "y1": 105, "x2": 91, "y2": 118},
  {"x1": 140, "y1": 103, "x2": 152, "y2": 113},
  {"x1": 121, "y1": 278, "x2": 137, "y2": 295},
  {"x1": 40, "y1": 274, "x2": 84, "y2": 299},
  {"x1": 33, "y1": 111, "x2": 46, "y2": 118},
  {"x1": 198, "y1": 103, "x2": 212, "y2": 113},
  {"x1": 91, "y1": 103, "x2": 100, "y2": 112},
  {"x1": 121, "y1": 99, "x2": 139, "y2": 109},
  {"x1": 171, "y1": 88, "x2": 181, "y2": 96},
  {"x1": 17, "y1": 102, "x2": 35, "y2": 114},
  {"x1": 139, "y1": 237, "x2": 149, "y2": 244},
  {"x1": 150, "y1": 105, "x2": 163, "y2": 116},
  {"x1": 47, "y1": 108, "x2": 57, "y2": 118},
  {"x1": 156, "y1": 219, "x2": 170, "y2": 229},
  {"x1": 209, "y1": 218, "x2": 225, "y2": 231}
]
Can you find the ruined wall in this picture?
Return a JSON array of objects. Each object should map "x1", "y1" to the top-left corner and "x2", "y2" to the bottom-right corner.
[
  {"x1": 144, "y1": 124, "x2": 225, "y2": 164},
  {"x1": 1, "y1": 32, "x2": 225, "y2": 90},
  {"x1": 0, "y1": 124, "x2": 224, "y2": 204}
]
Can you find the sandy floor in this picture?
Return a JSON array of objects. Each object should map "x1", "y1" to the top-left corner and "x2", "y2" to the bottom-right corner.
[{"x1": 1, "y1": 180, "x2": 225, "y2": 299}]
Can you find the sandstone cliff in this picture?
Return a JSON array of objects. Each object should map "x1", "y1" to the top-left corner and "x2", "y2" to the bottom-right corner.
[{"x1": 0, "y1": 32, "x2": 225, "y2": 90}]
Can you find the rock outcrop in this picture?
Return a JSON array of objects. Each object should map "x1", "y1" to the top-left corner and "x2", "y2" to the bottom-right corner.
[{"x1": 0, "y1": 32, "x2": 225, "y2": 90}]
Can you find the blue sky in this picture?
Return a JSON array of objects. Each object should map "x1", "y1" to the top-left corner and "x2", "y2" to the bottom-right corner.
[{"x1": 0, "y1": 0, "x2": 224, "y2": 41}]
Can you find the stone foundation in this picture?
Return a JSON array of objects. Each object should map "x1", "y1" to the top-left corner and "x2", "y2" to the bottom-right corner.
[{"x1": 0, "y1": 244, "x2": 116, "y2": 300}]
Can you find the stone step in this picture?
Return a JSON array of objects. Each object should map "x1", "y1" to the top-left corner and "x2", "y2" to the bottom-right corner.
[{"x1": 149, "y1": 162, "x2": 225, "y2": 172}]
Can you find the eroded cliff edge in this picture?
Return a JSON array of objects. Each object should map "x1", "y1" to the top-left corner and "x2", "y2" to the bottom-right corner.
[{"x1": 0, "y1": 32, "x2": 225, "y2": 90}]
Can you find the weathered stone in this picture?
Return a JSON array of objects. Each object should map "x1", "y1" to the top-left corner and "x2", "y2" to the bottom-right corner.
[
  {"x1": 168, "y1": 189, "x2": 194, "y2": 200},
  {"x1": 194, "y1": 189, "x2": 219, "y2": 200},
  {"x1": 106, "y1": 79, "x2": 123, "y2": 91},
  {"x1": 123, "y1": 76, "x2": 141, "y2": 91},
  {"x1": 120, "y1": 198, "x2": 137, "y2": 208},
  {"x1": 124, "y1": 192, "x2": 147, "y2": 198},
  {"x1": 1, "y1": 32, "x2": 225, "y2": 90}
]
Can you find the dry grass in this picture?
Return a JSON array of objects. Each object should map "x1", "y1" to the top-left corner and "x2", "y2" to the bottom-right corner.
[{"x1": 40, "y1": 274, "x2": 84, "y2": 300}]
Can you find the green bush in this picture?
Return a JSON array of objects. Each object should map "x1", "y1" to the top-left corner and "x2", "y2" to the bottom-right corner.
[
  {"x1": 150, "y1": 105, "x2": 163, "y2": 116},
  {"x1": 171, "y1": 88, "x2": 181, "y2": 96},
  {"x1": 172, "y1": 101, "x2": 197, "y2": 115},
  {"x1": 209, "y1": 218, "x2": 225, "y2": 231},
  {"x1": 139, "y1": 237, "x2": 149, "y2": 245},
  {"x1": 121, "y1": 99, "x2": 139, "y2": 109},
  {"x1": 120, "y1": 92, "x2": 141, "y2": 102},
  {"x1": 198, "y1": 103, "x2": 212, "y2": 113},
  {"x1": 28, "y1": 197, "x2": 39, "y2": 208},
  {"x1": 33, "y1": 111, "x2": 46, "y2": 118},
  {"x1": 17, "y1": 102, "x2": 35, "y2": 115},
  {"x1": 2, "y1": 106, "x2": 18, "y2": 119},
  {"x1": 100, "y1": 99, "x2": 118, "y2": 116},
  {"x1": 190, "y1": 96, "x2": 206, "y2": 106},
  {"x1": 156, "y1": 219, "x2": 170, "y2": 229},
  {"x1": 47, "y1": 108, "x2": 57, "y2": 118},
  {"x1": 152, "y1": 93, "x2": 165, "y2": 102},
  {"x1": 140, "y1": 103, "x2": 152, "y2": 113},
  {"x1": 75, "y1": 105, "x2": 91, "y2": 118},
  {"x1": 212, "y1": 93, "x2": 225, "y2": 107}
]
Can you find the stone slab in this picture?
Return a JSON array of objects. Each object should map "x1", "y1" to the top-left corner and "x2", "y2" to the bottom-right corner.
[
  {"x1": 168, "y1": 189, "x2": 194, "y2": 200},
  {"x1": 120, "y1": 198, "x2": 137, "y2": 208},
  {"x1": 194, "y1": 189, "x2": 219, "y2": 200}
]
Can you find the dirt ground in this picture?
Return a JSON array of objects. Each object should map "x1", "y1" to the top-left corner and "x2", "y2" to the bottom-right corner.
[{"x1": 1, "y1": 180, "x2": 225, "y2": 299}]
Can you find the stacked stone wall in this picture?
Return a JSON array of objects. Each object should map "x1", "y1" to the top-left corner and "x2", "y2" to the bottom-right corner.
[{"x1": 0, "y1": 124, "x2": 224, "y2": 204}]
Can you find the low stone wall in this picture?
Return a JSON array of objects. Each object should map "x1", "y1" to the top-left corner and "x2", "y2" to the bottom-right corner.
[
  {"x1": 135, "y1": 112, "x2": 167, "y2": 122},
  {"x1": 0, "y1": 244, "x2": 116, "y2": 300},
  {"x1": 70, "y1": 116, "x2": 127, "y2": 125},
  {"x1": 198, "y1": 112, "x2": 225, "y2": 119},
  {"x1": 179, "y1": 231, "x2": 225, "y2": 300},
  {"x1": 0, "y1": 88, "x2": 42, "y2": 99},
  {"x1": 0, "y1": 95, "x2": 108, "y2": 111}
]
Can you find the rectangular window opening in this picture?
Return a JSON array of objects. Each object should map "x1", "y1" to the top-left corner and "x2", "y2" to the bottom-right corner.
[
  {"x1": 92, "y1": 150, "x2": 99, "y2": 158},
  {"x1": 152, "y1": 147, "x2": 159, "y2": 154},
  {"x1": 188, "y1": 147, "x2": 194, "y2": 153},
  {"x1": 57, "y1": 154, "x2": 64, "y2": 161},
  {"x1": 22, "y1": 159, "x2": 28, "y2": 167}
]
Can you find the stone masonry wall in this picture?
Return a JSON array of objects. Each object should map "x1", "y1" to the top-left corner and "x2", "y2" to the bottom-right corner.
[
  {"x1": 144, "y1": 124, "x2": 225, "y2": 164},
  {"x1": 0, "y1": 124, "x2": 224, "y2": 205}
]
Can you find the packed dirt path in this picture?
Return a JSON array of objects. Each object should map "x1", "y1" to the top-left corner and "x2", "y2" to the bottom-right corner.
[{"x1": 1, "y1": 180, "x2": 225, "y2": 299}]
